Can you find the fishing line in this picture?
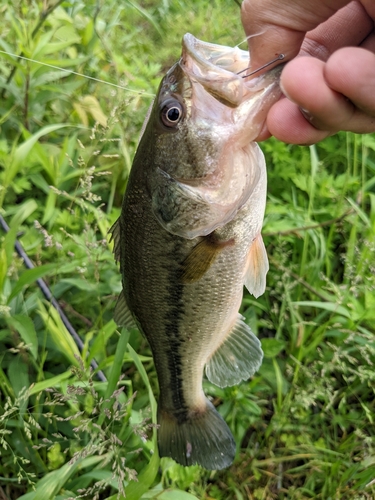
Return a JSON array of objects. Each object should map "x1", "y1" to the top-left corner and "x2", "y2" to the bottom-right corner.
[
  {"x1": 235, "y1": 30, "x2": 266, "y2": 48},
  {"x1": 0, "y1": 49, "x2": 155, "y2": 97}
]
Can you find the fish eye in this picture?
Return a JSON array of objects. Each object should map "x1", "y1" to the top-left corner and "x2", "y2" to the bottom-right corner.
[{"x1": 160, "y1": 99, "x2": 184, "y2": 128}]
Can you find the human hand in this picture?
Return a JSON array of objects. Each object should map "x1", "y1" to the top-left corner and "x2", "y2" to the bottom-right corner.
[{"x1": 241, "y1": 0, "x2": 375, "y2": 144}]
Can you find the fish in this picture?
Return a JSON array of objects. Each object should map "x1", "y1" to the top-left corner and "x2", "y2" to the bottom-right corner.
[{"x1": 110, "y1": 33, "x2": 283, "y2": 470}]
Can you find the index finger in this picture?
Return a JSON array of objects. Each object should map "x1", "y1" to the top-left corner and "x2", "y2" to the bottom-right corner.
[{"x1": 241, "y1": 0, "x2": 351, "y2": 70}]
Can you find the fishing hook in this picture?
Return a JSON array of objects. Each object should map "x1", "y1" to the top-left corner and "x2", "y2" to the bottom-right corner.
[{"x1": 238, "y1": 53, "x2": 285, "y2": 78}]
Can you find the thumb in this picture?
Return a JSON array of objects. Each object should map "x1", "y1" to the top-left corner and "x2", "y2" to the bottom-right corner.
[{"x1": 241, "y1": 0, "x2": 350, "y2": 70}]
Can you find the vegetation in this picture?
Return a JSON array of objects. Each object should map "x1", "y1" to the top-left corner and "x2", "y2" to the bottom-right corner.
[{"x1": 0, "y1": 0, "x2": 374, "y2": 499}]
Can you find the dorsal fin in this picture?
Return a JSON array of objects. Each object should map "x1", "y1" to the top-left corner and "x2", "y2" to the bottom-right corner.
[
  {"x1": 108, "y1": 218, "x2": 121, "y2": 263},
  {"x1": 114, "y1": 290, "x2": 137, "y2": 330}
]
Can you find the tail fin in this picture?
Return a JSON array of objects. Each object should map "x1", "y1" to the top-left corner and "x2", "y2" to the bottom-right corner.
[{"x1": 157, "y1": 399, "x2": 235, "y2": 470}]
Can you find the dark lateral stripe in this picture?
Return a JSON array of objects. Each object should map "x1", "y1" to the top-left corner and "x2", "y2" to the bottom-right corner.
[{"x1": 163, "y1": 243, "x2": 189, "y2": 423}]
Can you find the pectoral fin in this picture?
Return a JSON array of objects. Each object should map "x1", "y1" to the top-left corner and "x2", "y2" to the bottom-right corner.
[
  {"x1": 244, "y1": 234, "x2": 269, "y2": 298},
  {"x1": 181, "y1": 235, "x2": 234, "y2": 283},
  {"x1": 114, "y1": 290, "x2": 137, "y2": 330},
  {"x1": 205, "y1": 314, "x2": 263, "y2": 388}
]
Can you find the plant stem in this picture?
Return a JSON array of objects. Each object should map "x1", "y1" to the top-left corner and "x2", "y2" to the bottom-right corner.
[{"x1": 24, "y1": 72, "x2": 30, "y2": 130}]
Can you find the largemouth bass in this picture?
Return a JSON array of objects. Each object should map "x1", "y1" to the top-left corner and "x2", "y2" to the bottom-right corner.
[{"x1": 110, "y1": 33, "x2": 282, "y2": 470}]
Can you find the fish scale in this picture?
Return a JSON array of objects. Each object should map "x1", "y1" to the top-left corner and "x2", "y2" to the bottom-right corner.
[{"x1": 111, "y1": 33, "x2": 283, "y2": 470}]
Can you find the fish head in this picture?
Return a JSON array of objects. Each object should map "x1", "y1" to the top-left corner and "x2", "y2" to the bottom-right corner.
[{"x1": 142, "y1": 34, "x2": 283, "y2": 239}]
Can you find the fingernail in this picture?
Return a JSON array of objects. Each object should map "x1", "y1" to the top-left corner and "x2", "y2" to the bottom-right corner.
[
  {"x1": 299, "y1": 107, "x2": 314, "y2": 123},
  {"x1": 279, "y1": 79, "x2": 293, "y2": 101}
]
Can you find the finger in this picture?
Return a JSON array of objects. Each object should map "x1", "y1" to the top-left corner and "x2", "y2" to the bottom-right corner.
[
  {"x1": 300, "y1": 1, "x2": 374, "y2": 60},
  {"x1": 325, "y1": 47, "x2": 375, "y2": 118},
  {"x1": 265, "y1": 97, "x2": 331, "y2": 144},
  {"x1": 266, "y1": 51, "x2": 375, "y2": 143},
  {"x1": 361, "y1": 32, "x2": 375, "y2": 52},
  {"x1": 241, "y1": 0, "x2": 350, "y2": 70},
  {"x1": 280, "y1": 57, "x2": 355, "y2": 132},
  {"x1": 361, "y1": 0, "x2": 375, "y2": 19}
]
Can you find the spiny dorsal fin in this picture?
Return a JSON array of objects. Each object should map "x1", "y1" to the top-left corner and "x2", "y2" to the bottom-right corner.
[
  {"x1": 244, "y1": 233, "x2": 269, "y2": 298},
  {"x1": 205, "y1": 314, "x2": 263, "y2": 388},
  {"x1": 181, "y1": 235, "x2": 234, "y2": 283},
  {"x1": 108, "y1": 218, "x2": 121, "y2": 263},
  {"x1": 114, "y1": 290, "x2": 137, "y2": 330}
]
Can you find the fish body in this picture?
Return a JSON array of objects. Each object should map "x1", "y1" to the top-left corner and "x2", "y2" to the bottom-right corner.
[{"x1": 111, "y1": 34, "x2": 282, "y2": 470}]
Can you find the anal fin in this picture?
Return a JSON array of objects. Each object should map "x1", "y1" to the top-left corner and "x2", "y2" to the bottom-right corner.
[
  {"x1": 114, "y1": 290, "x2": 137, "y2": 330},
  {"x1": 244, "y1": 233, "x2": 269, "y2": 298},
  {"x1": 181, "y1": 234, "x2": 234, "y2": 283},
  {"x1": 205, "y1": 314, "x2": 263, "y2": 388}
]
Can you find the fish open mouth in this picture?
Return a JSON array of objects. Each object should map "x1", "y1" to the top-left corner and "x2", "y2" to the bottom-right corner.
[{"x1": 180, "y1": 33, "x2": 283, "y2": 107}]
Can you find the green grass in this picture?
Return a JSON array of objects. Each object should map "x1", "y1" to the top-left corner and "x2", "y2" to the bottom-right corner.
[{"x1": 0, "y1": 1, "x2": 375, "y2": 499}]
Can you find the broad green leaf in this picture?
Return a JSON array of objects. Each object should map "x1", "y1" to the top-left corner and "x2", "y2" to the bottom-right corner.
[
  {"x1": 3, "y1": 199, "x2": 38, "y2": 266},
  {"x1": 17, "y1": 456, "x2": 103, "y2": 500},
  {"x1": 37, "y1": 300, "x2": 81, "y2": 366},
  {"x1": 128, "y1": 344, "x2": 157, "y2": 426},
  {"x1": 53, "y1": 25, "x2": 81, "y2": 45},
  {"x1": 82, "y1": 19, "x2": 94, "y2": 45},
  {"x1": 42, "y1": 56, "x2": 90, "y2": 68},
  {"x1": 29, "y1": 370, "x2": 72, "y2": 395},
  {"x1": 347, "y1": 197, "x2": 370, "y2": 226},
  {"x1": 98, "y1": 327, "x2": 130, "y2": 426},
  {"x1": 362, "y1": 134, "x2": 375, "y2": 151},
  {"x1": 9, "y1": 198, "x2": 38, "y2": 225},
  {"x1": 8, "y1": 357, "x2": 29, "y2": 398},
  {"x1": 126, "y1": 0, "x2": 163, "y2": 36},
  {"x1": 259, "y1": 359, "x2": 289, "y2": 395},
  {"x1": 261, "y1": 338, "x2": 286, "y2": 358},
  {"x1": 37, "y1": 40, "x2": 82, "y2": 55},
  {"x1": 293, "y1": 301, "x2": 351, "y2": 319},
  {"x1": 88, "y1": 319, "x2": 118, "y2": 361},
  {"x1": 11, "y1": 124, "x2": 76, "y2": 175},
  {"x1": 158, "y1": 491, "x2": 199, "y2": 500},
  {"x1": 0, "y1": 247, "x2": 7, "y2": 294},
  {"x1": 42, "y1": 189, "x2": 57, "y2": 224},
  {"x1": 7, "y1": 315, "x2": 38, "y2": 359},
  {"x1": 8, "y1": 263, "x2": 58, "y2": 303},
  {"x1": 364, "y1": 290, "x2": 375, "y2": 319},
  {"x1": 59, "y1": 277, "x2": 96, "y2": 292},
  {"x1": 32, "y1": 70, "x2": 72, "y2": 87},
  {"x1": 77, "y1": 95, "x2": 108, "y2": 127}
]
